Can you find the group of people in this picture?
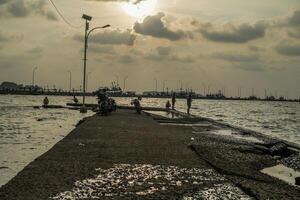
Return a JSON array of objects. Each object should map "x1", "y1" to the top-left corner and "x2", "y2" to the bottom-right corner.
[
  {"x1": 42, "y1": 92, "x2": 193, "y2": 115},
  {"x1": 43, "y1": 96, "x2": 79, "y2": 106},
  {"x1": 165, "y1": 93, "x2": 193, "y2": 115}
]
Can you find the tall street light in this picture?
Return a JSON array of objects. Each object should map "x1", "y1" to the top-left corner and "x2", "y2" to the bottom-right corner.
[
  {"x1": 67, "y1": 70, "x2": 72, "y2": 92},
  {"x1": 32, "y1": 67, "x2": 38, "y2": 86},
  {"x1": 163, "y1": 80, "x2": 167, "y2": 93},
  {"x1": 81, "y1": 14, "x2": 110, "y2": 113},
  {"x1": 115, "y1": 75, "x2": 119, "y2": 86},
  {"x1": 154, "y1": 78, "x2": 157, "y2": 92},
  {"x1": 123, "y1": 76, "x2": 128, "y2": 92}
]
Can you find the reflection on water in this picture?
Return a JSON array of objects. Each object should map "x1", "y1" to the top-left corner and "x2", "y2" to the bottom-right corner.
[{"x1": 0, "y1": 95, "x2": 299, "y2": 187}]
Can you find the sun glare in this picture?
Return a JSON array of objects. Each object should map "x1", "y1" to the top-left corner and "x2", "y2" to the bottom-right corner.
[{"x1": 122, "y1": 0, "x2": 157, "y2": 20}]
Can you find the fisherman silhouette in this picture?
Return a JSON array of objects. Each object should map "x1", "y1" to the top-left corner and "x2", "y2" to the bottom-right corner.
[
  {"x1": 187, "y1": 93, "x2": 192, "y2": 115},
  {"x1": 171, "y1": 93, "x2": 176, "y2": 109},
  {"x1": 43, "y1": 97, "x2": 49, "y2": 106},
  {"x1": 166, "y1": 100, "x2": 171, "y2": 111},
  {"x1": 73, "y1": 96, "x2": 79, "y2": 104}
]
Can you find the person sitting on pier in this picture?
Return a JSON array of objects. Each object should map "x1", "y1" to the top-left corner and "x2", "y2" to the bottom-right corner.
[
  {"x1": 171, "y1": 92, "x2": 176, "y2": 109},
  {"x1": 166, "y1": 100, "x2": 171, "y2": 111},
  {"x1": 131, "y1": 96, "x2": 142, "y2": 114},
  {"x1": 73, "y1": 96, "x2": 79, "y2": 104},
  {"x1": 43, "y1": 96, "x2": 49, "y2": 106},
  {"x1": 187, "y1": 93, "x2": 192, "y2": 115}
]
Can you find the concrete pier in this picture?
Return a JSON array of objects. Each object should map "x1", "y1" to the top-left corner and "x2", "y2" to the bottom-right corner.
[{"x1": 0, "y1": 109, "x2": 299, "y2": 199}]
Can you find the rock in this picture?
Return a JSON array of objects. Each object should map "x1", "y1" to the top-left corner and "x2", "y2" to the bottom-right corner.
[
  {"x1": 269, "y1": 142, "x2": 293, "y2": 157},
  {"x1": 295, "y1": 177, "x2": 300, "y2": 186},
  {"x1": 76, "y1": 119, "x2": 85, "y2": 127}
]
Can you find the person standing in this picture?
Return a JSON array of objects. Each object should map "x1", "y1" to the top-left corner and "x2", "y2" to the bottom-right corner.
[
  {"x1": 171, "y1": 92, "x2": 176, "y2": 109},
  {"x1": 187, "y1": 93, "x2": 192, "y2": 115},
  {"x1": 43, "y1": 96, "x2": 49, "y2": 106}
]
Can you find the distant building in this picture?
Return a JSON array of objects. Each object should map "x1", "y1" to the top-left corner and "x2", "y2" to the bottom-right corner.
[
  {"x1": 143, "y1": 91, "x2": 160, "y2": 96},
  {"x1": 0, "y1": 81, "x2": 21, "y2": 91},
  {"x1": 0, "y1": 82, "x2": 43, "y2": 92}
]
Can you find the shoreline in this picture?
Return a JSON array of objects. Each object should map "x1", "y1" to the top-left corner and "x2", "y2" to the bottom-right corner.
[{"x1": 0, "y1": 108, "x2": 299, "y2": 199}]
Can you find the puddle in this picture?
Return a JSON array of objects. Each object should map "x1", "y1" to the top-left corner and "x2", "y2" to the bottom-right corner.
[
  {"x1": 145, "y1": 111, "x2": 182, "y2": 119},
  {"x1": 51, "y1": 164, "x2": 226, "y2": 199},
  {"x1": 193, "y1": 129, "x2": 264, "y2": 144},
  {"x1": 261, "y1": 164, "x2": 300, "y2": 186}
]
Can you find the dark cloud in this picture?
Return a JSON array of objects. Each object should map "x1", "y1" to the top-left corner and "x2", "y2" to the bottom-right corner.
[
  {"x1": 199, "y1": 22, "x2": 266, "y2": 43},
  {"x1": 276, "y1": 42, "x2": 300, "y2": 56},
  {"x1": 0, "y1": 0, "x2": 9, "y2": 5},
  {"x1": 287, "y1": 10, "x2": 300, "y2": 26},
  {"x1": 211, "y1": 52, "x2": 260, "y2": 62},
  {"x1": 74, "y1": 29, "x2": 136, "y2": 46},
  {"x1": 7, "y1": 0, "x2": 29, "y2": 17},
  {"x1": 134, "y1": 13, "x2": 186, "y2": 41},
  {"x1": 0, "y1": 0, "x2": 57, "y2": 20}
]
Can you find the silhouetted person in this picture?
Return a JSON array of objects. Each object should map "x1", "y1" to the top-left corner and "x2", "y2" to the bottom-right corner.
[
  {"x1": 131, "y1": 96, "x2": 142, "y2": 114},
  {"x1": 43, "y1": 96, "x2": 49, "y2": 106},
  {"x1": 171, "y1": 93, "x2": 176, "y2": 109},
  {"x1": 187, "y1": 93, "x2": 192, "y2": 115},
  {"x1": 73, "y1": 96, "x2": 79, "y2": 104},
  {"x1": 165, "y1": 100, "x2": 171, "y2": 111}
]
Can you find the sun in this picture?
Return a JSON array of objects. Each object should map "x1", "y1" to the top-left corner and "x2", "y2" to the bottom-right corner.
[{"x1": 122, "y1": 0, "x2": 157, "y2": 20}]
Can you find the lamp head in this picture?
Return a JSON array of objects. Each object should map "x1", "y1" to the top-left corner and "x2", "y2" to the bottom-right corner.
[
  {"x1": 82, "y1": 14, "x2": 92, "y2": 21},
  {"x1": 102, "y1": 24, "x2": 111, "y2": 28}
]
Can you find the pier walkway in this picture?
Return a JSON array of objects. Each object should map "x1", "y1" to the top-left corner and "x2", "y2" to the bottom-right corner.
[{"x1": 0, "y1": 109, "x2": 299, "y2": 199}]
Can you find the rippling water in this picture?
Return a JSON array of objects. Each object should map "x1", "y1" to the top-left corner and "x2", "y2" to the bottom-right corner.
[{"x1": 0, "y1": 95, "x2": 299, "y2": 186}]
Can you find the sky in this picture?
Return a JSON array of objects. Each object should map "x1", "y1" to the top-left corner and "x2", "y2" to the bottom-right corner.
[{"x1": 0, "y1": 0, "x2": 299, "y2": 98}]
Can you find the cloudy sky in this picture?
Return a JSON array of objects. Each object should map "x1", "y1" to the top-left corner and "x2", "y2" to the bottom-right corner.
[{"x1": 0, "y1": 0, "x2": 299, "y2": 98}]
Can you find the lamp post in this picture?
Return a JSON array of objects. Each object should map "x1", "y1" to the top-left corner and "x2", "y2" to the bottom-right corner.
[
  {"x1": 115, "y1": 75, "x2": 119, "y2": 86},
  {"x1": 154, "y1": 78, "x2": 157, "y2": 92},
  {"x1": 81, "y1": 14, "x2": 110, "y2": 113},
  {"x1": 163, "y1": 80, "x2": 167, "y2": 93},
  {"x1": 123, "y1": 76, "x2": 128, "y2": 91},
  {"x1": 32, "y1": 67, "x2": 38, "y2": 86},
  {"x1": 67, "y1": 70, "x2": 72, "y2": 92},
  {"x1": 179, "y1": 80, "x2": 183, "y2": 93}
]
